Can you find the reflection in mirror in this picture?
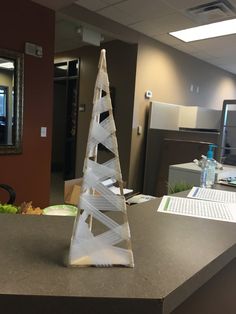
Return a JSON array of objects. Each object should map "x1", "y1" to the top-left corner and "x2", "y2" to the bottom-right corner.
[{"x1": 0, "y1": 49, "x2": 23, "y2": 154}]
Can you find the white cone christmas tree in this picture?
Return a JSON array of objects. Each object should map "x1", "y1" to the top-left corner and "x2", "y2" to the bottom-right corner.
[{"x1": 68, "y1": 49, "x2": 134, "y2": 267}]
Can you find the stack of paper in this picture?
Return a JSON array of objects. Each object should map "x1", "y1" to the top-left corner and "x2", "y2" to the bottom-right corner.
[
  {"x1": 157, "y1": 187, "x2": 236, "y2": 223},
  {"x1": 187, "y1": 187, "x2": 236, "y2": 203}
]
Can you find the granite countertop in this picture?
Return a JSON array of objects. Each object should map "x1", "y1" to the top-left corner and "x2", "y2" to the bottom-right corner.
[{"x1": 0, "y1": 196, "x2": 236, "y2": 313}]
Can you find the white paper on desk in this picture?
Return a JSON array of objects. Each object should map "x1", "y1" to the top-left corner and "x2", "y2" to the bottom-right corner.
[
  {"x1": 187, "y1": 187, "x2": 236, "y2": 203},
  {"x1": 108, "y1": 186, "x2": 133, "y2": 195},
  {"x1": 158, "y1": 195, "x2": 236, "y2": 222},
  {"x1": 102, "y1": 178, "x2": 116, "y2": 187}
]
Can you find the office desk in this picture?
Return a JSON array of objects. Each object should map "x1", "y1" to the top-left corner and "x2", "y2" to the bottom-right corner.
[{"x1": 0, "y1": 192, "x2": 236, "y2": 314}]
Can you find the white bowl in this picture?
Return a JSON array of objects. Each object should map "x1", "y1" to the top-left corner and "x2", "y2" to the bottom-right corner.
[{"x1": 43, "y1": 204, "x2": 77, "y2": 216}]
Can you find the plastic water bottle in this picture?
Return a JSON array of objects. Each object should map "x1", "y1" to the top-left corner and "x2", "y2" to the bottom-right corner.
[{"x1": 200, "y1": 145, "x2": 217, "y2": 188}]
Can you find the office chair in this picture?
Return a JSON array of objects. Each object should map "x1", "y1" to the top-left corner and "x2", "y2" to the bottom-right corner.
[{"x1": 0, "y1": 184, "x2": 16, "y2": 204}]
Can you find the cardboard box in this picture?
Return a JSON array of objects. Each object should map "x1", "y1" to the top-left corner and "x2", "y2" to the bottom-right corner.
[
  {"x1": 64, "y1": 178, "x2": 83, "y2": 206},
  {"x1": 64, "y1": 178, "x2": 134, "y2": 206}
]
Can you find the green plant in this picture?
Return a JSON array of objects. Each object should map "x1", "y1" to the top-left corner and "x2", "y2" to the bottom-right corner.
[
  {"x1": 168, "y1": 182, "x2": 193, "y2": 194},
  {"x1": 0, "y1": 203, "x2": 19, "y2": 214}
]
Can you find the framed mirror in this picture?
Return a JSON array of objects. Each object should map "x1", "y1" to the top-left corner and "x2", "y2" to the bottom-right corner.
[
  {"x1": 217, "y1": 100, "x2": 236, "y2": 165},
  {"x1": 0, "y1": 49, "x2": 23, "y2": 154}
]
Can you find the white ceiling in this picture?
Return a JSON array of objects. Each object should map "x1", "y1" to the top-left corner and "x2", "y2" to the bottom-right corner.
[{"x1": 32, "y1": 0, "x2": 236, "y2": 74}]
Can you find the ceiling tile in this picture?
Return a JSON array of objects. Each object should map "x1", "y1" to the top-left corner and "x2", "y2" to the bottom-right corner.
[
  {"x1": 186, "y1": 49, "x2": 215, "y2": 61},
  {"x1": 177, "y1": 49, "x2": 210, "y2": 61},
  {"x1": 51, "y1": 0, "x2": 236, "y2": 74},
  {"x1": 32, "y1": 0, "x2": 74, "y2": 10},
  {"x1": 154, "y1": 33, "x2": 185, "y2": 46},
  {"x1": 98, "y1": 6, "x2": 140, "y2": 25},
  {"x1": 173, "y1": 42, "x2": 203, "y2": 54},
  {"x1": 129, "y1": 20, "x2": 159, "y2": 36},
  {"x1": 112, "y1": 0, "x2": 175, "y2": 21},
  {"x1": 189, "y1": 35, "x2": 236, "y2": 58},
  {"x1": 75, "y1": 0, "x2": 109, "y2": 11},
  {"x1": 130, "y1": 12, "x2": 196, "y2": 36},
  {"x1": 163, "y1": 0, "x2": 211, "y2": 10},
  {"x1": 74, "y1": 0, "x2": 128, "y2": 12}
]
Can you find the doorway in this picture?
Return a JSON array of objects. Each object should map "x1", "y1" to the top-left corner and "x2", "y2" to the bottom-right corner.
[{"x1": 50, "y1": 59, "x2": 79, "y2": 204}]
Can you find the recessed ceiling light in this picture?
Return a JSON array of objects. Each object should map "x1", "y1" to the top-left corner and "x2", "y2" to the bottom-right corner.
[{"x1": 169, "y1": 18, "x2": 236, "y2": 42}]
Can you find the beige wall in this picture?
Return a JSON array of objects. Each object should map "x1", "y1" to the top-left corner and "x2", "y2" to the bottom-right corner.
[
  {"x1": 55, "y1": 26, "x2": 236, "y2": 193},
  {"x1": 103, "y1": 41, "x2": 137, "y2": 183},
  {"x1": 59, "y1": 5, "x2": 236, "y2": 193},
  {"x1": 55, "y1": 40, "x2": 137, "y2": 183},
  {"x1": 129, "y1": 36, "x2": 236, "y2": 192}
]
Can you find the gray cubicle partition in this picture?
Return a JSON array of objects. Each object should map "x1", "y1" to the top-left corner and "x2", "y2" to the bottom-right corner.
[
  {"x1": 143, "y1": 101, "x2": 220, "y2": 197},
  {"x1": 143, "y1": 129, "x2": 219, "y2": 197}
]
